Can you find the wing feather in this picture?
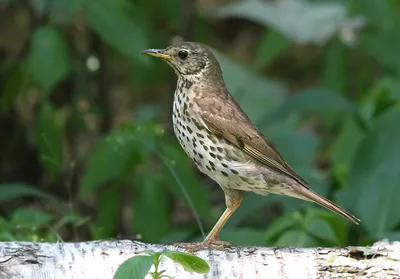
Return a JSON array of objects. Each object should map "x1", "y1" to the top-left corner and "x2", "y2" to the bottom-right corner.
[{"x1": 196, "y1": 91, "x2": 308, "y2": 186}]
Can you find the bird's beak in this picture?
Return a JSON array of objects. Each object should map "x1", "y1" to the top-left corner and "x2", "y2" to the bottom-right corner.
[{"x1": 141, "y1": 49, "x2": 174, "y2": 60}]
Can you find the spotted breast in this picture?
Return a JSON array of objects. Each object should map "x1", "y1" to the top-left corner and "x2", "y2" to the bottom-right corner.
[{"x1": 172, "y1": 77, "x2": 271, "y2": 195}]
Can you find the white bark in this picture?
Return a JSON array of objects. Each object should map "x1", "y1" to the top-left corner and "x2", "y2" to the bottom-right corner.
[{"x1": 0, "y1": 240, "x2": 399, "y2": 279}]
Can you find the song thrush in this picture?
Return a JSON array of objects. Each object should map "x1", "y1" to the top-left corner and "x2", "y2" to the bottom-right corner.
[{"x1": 141, "y1": 42, "x2": 359, "y2": 252}]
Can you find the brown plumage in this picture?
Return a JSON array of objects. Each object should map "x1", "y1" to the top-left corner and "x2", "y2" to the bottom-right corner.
[
  {"x1": 141, "y1": 42, "x2": 359, "y2": 252},
  {"x1": 196, "y1": 87, "x2": 359, "y2": 223}
]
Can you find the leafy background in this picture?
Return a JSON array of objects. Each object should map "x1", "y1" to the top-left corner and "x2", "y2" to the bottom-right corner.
[{"x1": 0, "y1": 0, "x2": 399, "y2": 247}]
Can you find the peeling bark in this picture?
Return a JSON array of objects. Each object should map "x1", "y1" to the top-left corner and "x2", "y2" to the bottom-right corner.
[{"x1": 0, "y1": 240, "x2": 399, "y2": 278}]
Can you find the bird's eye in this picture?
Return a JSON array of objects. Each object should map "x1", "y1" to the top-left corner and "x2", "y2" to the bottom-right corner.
[{"x1": 178, "y1": 50, "x2": 189, "y2": 59}]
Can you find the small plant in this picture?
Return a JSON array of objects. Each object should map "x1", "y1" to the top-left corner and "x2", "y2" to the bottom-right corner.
[{"x1": 113, "y1": 249, "x2": 210, "y2": 279}]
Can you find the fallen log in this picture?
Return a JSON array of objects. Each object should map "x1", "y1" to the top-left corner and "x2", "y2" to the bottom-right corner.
[{"x1": 0, "y1": 240, "x2": 399, "y2": 278}]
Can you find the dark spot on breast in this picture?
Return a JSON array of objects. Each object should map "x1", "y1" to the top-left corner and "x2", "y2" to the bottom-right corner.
[
  {"x1": 231, "y1": 169, "x2": 239, "y2": 175},
  {"x1": 187, "y1": 126, "x2": 192, "y2": 133},
  {"x1": 210, "y1": 146, "x2": 216, "y2": 151},
  {"x1": 199, "y1": 153, "x2": 204, "y2": 159},
  {"x1": 207, "y1": 134, "x2": 217, "y2": 144},
  {"x1": 206, "y1": 165, "x2": 211, "y2": 171},
  {"x1": 221, "y1": 171, "x2": 228, "y2": 177},
  {"x1": 203, "y1": 146, "x2": 208, "y2": 151},
  {"x1": 217, "y1": 147, "x2": 223, "y2": 152},
  {"x1": 217, "y1": 155, "x2": 223, "y2": 160},
  {"x1": 221, "y1": 163, "x2": 228, "y2": 168},
  {"x1": 199, "y1": 140, "x2": 204, "y2": 145},
  {"x1": 192, "y1": 118, "x2": 202, "y2": 129},
  {"x1": 209, "y1": 152, "x2": 216, "y2": 158},
  {"x1": 193, "y1": 142, "x2": 197, "y2": 148},
  {"x1": 194, "y1": 150, "x2": 198, "y2": 155},
  {"x1": 196, "y1": 132, "x2": 205, "y2": 139},
  {"x1": 183, "y1": 79, "x2": 193, "y2": 89}
]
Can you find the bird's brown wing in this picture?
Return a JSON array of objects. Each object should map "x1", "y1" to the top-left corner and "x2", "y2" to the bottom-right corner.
[
  {"x1": 196, "y1": 88, "x2": 361, "y2": 225},
  {"x1": 196, "y1": 91, "x2": 308, "y2": 186}
]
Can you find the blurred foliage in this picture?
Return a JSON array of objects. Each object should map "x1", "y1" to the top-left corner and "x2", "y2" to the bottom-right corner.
[{"x1": 0, "y1": 0, "x2": 399, "y2": 250}]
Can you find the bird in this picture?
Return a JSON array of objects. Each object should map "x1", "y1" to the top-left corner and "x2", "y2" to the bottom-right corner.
[{"x1": 141, "y1": 42, "x2": 359, "y2": 252}]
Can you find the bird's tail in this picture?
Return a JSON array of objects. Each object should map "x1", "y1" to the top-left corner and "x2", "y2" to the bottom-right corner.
[{"x1": 293, "y1": 186, "x2": 360, "y2": 224}]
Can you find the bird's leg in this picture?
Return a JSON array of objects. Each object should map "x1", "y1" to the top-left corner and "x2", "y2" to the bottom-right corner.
[
  {"x1": 175, "y1": 190, "x2": 242, "y2": 252},
  {"x1": 204, "y1": 190, "x2": 242, "y2": 246}
]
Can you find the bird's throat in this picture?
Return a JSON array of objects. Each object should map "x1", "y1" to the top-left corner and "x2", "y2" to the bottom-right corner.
[{"x1": 177, "y1": 77, "x2": 194, "y2": 92}]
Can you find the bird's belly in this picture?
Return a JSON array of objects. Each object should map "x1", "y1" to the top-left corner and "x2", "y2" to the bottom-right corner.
[{"x1": 172, "y1": 113, "x2": 271, "y2": 194}]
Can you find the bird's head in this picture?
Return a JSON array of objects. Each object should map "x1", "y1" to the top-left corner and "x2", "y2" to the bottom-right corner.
[{"x1": 141, "y1": 42, "x2": 223, "y2": 82}]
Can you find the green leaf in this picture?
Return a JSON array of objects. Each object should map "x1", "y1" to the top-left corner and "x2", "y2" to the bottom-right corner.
[
  {"x1": 213, "y1": 1, "x2": 354, "y2": 44},
  {"x1": 81, "y1": 130, "x2": 138, "y2": 195},
  {"x1": 321, "y1": 40, "x2": 347, "y2": 93},
  {"x1": 265, "y1": 213, "x2": 299, "y2": 241},
  {"x1": 113, "y1": 255, "x2": 154, "y2": 279},
  {"x1": 0, "y1": 62, "x2": 27, "y2": 114},
  {"x1": 215, "y1": 52, "x2": 287, "y2": 122},
  {"x1": 359, "y1": 77, "x2": 400, "y2": 124},
  {"x1": 358, "y1": 26, "x2": 400, "y2": 74},
  {"x1": 36, "y1": 102, "x2": 63, "y2": 178},
  {"x1": 11, "y1": 208, "x2": 53, "y2": 228},
  {"x1": 163, "y1": 250, "x2": 210, "y2": 274},
  {"x1": 97, "y1": 185, "x2": 121, "y2": 238},
  {"x1": 28, "y1": 25, "x2": 71, "y2": 96},
  {"x1": 0, "y1": 183, "x2": 68, "y2": 214},
  {"x1": 275, "y1": 230, "x2": 316, "y2": 247},
  {"x1": 86, "y1": 0, "x2": 149, "y2": 65},
  {"x1": 351, "y1": 0, "x2": 396, "y2": 25},
  {"x1": 0, "y1": 217, "x2": 14, "y2": 241},
  {"x1": 331, "y1": 118, "x2": 364, "y2": 184},
  {"x1": 304, "y1": 208, "x2": 349, "y2": 245},
  {"x1": 253, "y1": 29, "x2": 290, "y2": 70},
  {"x1": 133, "y1": 171, "x2": 169, "y2": 242},
  {"x1": 305, "y1": 218, "x2": 339, "y2": 244},
  {"x1": 265, "y1": 88, "x2": 357, "y2": 124},
  {"x1": 219, "y1": 228, "x2": 266, "y2": 246},
  {"x1": 337, "y1": 108, "x2": 400, "y2": 238}
]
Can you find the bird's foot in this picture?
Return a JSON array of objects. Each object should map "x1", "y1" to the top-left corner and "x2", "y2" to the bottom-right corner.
[{"x1": 174, "y1": 240, "x2": 232, "y2": 253}]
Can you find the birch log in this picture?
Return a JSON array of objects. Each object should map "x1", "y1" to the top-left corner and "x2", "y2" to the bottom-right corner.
[{"x1": 0, "y1": 240, "x2": 399, "y2": 279}]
